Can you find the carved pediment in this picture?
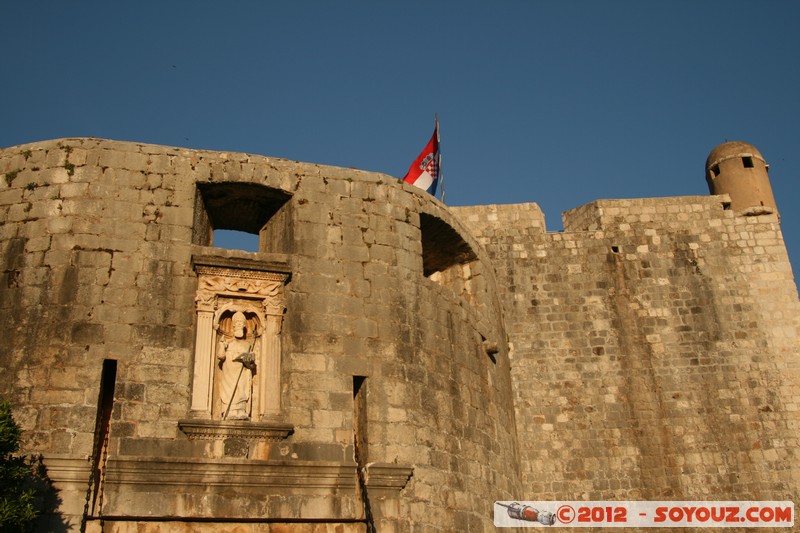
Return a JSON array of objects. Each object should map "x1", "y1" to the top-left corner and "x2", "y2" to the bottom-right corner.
[{"x1": 194, "y1": 264, "x2": 288, "y2": 315}]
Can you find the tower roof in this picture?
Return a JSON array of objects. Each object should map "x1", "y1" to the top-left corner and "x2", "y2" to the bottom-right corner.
[{"x1": 706, "y1": 141, "x2": 765, "y2": 170}]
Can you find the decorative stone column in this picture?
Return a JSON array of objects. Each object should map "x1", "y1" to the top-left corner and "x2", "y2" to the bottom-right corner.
[
  {"x1": 189, "y1": 294, "x2": 217, "y2": 418},
  {"x1": 260, "y1": 298, "x2": 284, "y2": 421}
]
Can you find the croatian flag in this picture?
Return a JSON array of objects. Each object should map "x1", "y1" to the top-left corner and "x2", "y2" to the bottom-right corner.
[{"x1": 402, "y1": 119, "x2": 440, "y2": 196}]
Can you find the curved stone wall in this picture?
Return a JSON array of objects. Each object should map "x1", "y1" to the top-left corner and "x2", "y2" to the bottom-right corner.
[{"x1": 0, "y1": 138, "x2": 520, "y2": 531}]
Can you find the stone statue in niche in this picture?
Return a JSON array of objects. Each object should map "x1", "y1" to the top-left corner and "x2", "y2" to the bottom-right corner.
[
  {"x1": 189, "y1": 263, "x2": 289, "y2": 422},
  {"x1": 215, "y1": 310, "x2": 260, "y2": 420}
]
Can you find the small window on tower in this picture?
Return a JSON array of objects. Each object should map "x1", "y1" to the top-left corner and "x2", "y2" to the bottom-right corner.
[
  {"x1": 711, "y1": 165, "x2": 720, "y2": 178},
  {"x1": 742, "y1": 157, "x2": 754, "y2": 168}
]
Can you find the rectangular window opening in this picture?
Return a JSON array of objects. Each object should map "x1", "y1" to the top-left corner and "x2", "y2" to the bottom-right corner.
[
  {"x1": 353, "y1": 376, "x2": 368, "y2": 462},
  {"x1": 90, "y1": 359, "x2": 117, "y2": 514},
  {"x1": 742, "y1": 156, "x2": 754, "y2": 168},
  {"x1": 193, "y1": 183, "x2": 292, "y2": 253},
  {"x1": 352, "y1": 375, "x2": 375, "y2": 531}
]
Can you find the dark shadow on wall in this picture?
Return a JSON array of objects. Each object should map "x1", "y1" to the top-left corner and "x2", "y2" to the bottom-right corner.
[
  {"x1": 0, "y1": 453, "x2": 71, "y2": 532},
  {"x1": 0, "y1": 398, "x2": 70, "y2": 532},
  {"x1": 31, "y1": 456, "x2": 72, "y2": 533}
]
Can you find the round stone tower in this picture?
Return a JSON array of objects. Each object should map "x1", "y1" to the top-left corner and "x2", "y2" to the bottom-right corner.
[
  {"x1": 705, "y1": 141, "x2": 778, "y2": 216},
  {"x1": 0, "y1": 138, "x2": 522, "y2": 531}
]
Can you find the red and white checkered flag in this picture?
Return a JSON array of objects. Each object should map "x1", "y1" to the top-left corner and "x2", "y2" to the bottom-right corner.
[{"x1": 402, "y1": 118, "x2": 440, "y2": 195}]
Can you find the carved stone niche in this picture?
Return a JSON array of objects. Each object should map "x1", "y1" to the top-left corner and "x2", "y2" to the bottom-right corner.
[{"x1": 181, "y1": 257, "x2": 292, "y2": 441}]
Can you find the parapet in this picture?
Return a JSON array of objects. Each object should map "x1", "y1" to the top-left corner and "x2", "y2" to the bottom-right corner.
[{"x1": 561, "y1": 195, "x2": 735, "y2": 232}]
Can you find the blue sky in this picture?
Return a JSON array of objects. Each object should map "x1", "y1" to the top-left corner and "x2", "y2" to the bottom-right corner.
[{"x1": 2, "y1": 1, "x2": 799, "y2": 275}]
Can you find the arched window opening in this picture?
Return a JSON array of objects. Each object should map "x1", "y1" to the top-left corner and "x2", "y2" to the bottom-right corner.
[
  {"x1": 420, "y1": 213, "x2": 479, "y2": 302},
  {"x1": 420, "y1": 213, "x2": 477, "y2": 276}
]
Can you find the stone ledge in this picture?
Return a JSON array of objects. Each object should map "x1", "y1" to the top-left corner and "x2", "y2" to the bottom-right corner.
[
  {"x1": 41, "y1": 455, "x2": 91, "y2": 484},
  {"x1": 363, "y1": 462, "x2": 414, "y2": 493},
  {"x1": 106, "y1": 457, "x2": 355, "y2": 489},
  {"x1": 102, "y1": 456, "x2": 413, "y2": 492},
  {"x1": 178, "y1": 419, "x2": 294, "y2": 442},
  {"x1": 191, "y1": 252, "x2": 292, "y2": 275}
]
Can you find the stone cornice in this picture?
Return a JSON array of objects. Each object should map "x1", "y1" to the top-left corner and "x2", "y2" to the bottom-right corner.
[
  {"x1": 192, "y1": 254, "x2": 292, "y2": 277},
  {"x1": 363, "y1": 462, "x2": 415, "y2": 494},
  {"x1": 178, "y1": 419, "x2": 294, "y2": 441},
  {"x1": 41, "y1": 455, "x2": 414, "y2": 495},
  {"x1": 102, "y1": 456, "x2": 413, "y2": 493},
  {"x1": 41, "y1": 455, "x2": 91, "y2": 484}
]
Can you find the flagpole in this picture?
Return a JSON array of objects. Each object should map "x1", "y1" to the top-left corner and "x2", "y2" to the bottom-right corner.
[{"x1": 440, "y1": 154, "x2": 445, "y2": 204}]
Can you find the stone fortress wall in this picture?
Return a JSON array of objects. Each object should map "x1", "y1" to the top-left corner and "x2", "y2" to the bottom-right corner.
[
  {"x1": 0, "y1": 138, "x2": 520, "y2": 532},
  {"x1": 455, "y1": 195, "x2": 800, "y2": 502},
  {"x1": 0, "y1": 137, "x2": 798, "y2": 531}
]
